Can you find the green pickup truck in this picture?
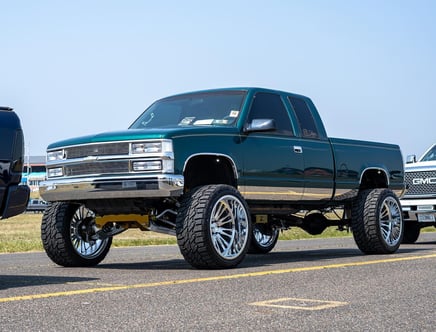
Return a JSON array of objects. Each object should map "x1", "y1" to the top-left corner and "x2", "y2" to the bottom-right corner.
[{"x1": 40, "y1": 88, "x2": 405, "y2": 269}]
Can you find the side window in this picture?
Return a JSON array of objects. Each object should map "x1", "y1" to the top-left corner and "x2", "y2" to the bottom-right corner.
[
  {"x1": 288, "y1": 96, "x2": 319, "y2": 139},
  {"x1": 247, "y1": 93, "x2": 293, "y2": 135}
]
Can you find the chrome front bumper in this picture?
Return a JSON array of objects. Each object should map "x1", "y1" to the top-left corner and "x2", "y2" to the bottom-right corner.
[
  {"x1": 39, "y1": 174, "x2": 184, "y2": 201},
  {"x1": 401, "y1": 197, "x2": 436, "y2": 223}
]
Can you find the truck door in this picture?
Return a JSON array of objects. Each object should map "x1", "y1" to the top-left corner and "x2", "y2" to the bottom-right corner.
[
  {"x1": 239, "y1": 92, "x2": 304, "y2": 201},
  {"x1": 287, "y1": 96, "x2": 334, "y2": 201}
]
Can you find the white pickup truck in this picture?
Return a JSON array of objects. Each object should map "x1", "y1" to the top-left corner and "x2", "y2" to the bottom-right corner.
[{"x1": 401, "y1": 143, "x2": 436, "y2": 243}]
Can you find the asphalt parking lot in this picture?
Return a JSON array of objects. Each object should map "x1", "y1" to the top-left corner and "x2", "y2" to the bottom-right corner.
[{"x1": 1, "y1": 233, "x2": 435, "y2": 331}]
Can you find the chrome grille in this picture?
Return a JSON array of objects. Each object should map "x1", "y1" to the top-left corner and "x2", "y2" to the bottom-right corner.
[
  {"x1": 404, "y1": 170, "x2": 436, "y2": 197},
  {"x1": 64, "y1": 161, "x2": 130, "y2": 176},
  {"x1": 66, "y1": 143, "x2": 130, "y2": 159}
]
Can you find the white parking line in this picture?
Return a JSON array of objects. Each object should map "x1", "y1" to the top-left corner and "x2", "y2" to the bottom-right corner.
[{"x1": 249, "y1": 297, "x2": 348, "y2": 311}]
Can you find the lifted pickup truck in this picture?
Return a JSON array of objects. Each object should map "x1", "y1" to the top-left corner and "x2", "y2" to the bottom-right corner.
[
  {"x1": 0, "y1": 107, "x2": 30, "y2": 219},
  {"x1": 401, "y1": 143, "x2": 436, "y2": 243},
  {"x1": 40, "y1": 88, "x2": 405, "y2": 268}
]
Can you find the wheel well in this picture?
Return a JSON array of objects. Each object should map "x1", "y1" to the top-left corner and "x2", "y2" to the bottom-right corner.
[
  {"x1": 183, "y1": 155, "x2": 237, "y2": 191},
  {"x1": 360, "y1": 168, "x2": 388, "y2": 190}
]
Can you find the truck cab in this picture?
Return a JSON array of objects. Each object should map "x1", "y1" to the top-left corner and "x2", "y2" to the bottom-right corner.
[{"x1": 0, "y1": 107, "x2": 30, "y2": 219}]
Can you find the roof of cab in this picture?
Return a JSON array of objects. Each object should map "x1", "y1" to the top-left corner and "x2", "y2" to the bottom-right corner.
[{"x1": 157, "y1": 87, "x2": 311, "y2": 102}]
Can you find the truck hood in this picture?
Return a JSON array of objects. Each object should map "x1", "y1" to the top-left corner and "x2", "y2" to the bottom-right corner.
[
  {"x1": 47, "y1": 126, "x2": 240, "y2": 150},
  {"x1": 404, "y1": 160, "x2": 436, "y2": 172}
]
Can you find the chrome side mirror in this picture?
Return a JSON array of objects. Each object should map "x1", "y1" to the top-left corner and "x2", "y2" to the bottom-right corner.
[
  {"x1": 406, "y1": 155, "x2": 417, "y2": 164},
  {"x1": 244, "y1": 119, "x2": 276, "y2": 133}
]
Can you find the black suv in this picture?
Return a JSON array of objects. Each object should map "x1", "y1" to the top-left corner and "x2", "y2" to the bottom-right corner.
[{"x1": 0, "y1": 106, "x2": 29, "y2": 219}]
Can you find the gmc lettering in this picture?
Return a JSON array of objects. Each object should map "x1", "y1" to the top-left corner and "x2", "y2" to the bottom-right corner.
[{"x1": 412, "y1": 177, "x2": 436, "y2": 185}]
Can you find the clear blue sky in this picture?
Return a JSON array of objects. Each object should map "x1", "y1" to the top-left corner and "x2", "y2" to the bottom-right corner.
[{"x1": 2, "y1": 1, "x2": 435, "y2": 158}]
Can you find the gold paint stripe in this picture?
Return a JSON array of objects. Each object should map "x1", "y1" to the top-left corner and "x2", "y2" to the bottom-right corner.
[
  {"x1": 1, "y1": 253, "x2": 435, "y2": 303},
  {"x1": 242, "y1": 191, "x2": 301, "y2": 195}
]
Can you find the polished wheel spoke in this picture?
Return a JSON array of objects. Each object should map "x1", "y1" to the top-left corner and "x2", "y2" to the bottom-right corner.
[
  {"x1": 254, "y1": 229, "x2": 272, "y2": 246},
  {"x1": 210, "y1": 195, "x2": 248, "y2": 260},
  {"x1": 379, "y1": 197, "x2": 402, "y2": 246},
  {"x1": 69, "y1": 205, "x2": 108, "y2": 259}
]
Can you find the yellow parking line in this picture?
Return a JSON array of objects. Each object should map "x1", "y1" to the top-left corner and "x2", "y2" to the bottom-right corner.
[{"x1": 1, "y1": 253, "x2": 435, "y2": 303}]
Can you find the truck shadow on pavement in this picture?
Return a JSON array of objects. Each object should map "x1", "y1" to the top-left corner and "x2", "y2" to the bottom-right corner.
[
  {"x1": 415, "y1": 240, "x2": 436, "y2": 245},
  {"x1": 241, "y1": 246, "x2": 435, "y2": 268},
  {"x1": 95, "y1": 246, "x2": 434, "y2": 271},
  {"x1": 0, "y1": 275, "x2": 98, "y2": 291}
]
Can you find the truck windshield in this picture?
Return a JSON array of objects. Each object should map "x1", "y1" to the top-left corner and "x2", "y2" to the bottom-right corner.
[
  {"x1": 130, "y1": 91, "x2": 246, "y2": 129},
  {"x1": 421, "y1": 144, "x2": 436, "y2": 162}
]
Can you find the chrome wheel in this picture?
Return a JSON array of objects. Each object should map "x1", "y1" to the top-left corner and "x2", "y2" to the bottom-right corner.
[
  {"x1": 351, "y1": 189, "x2": 404, "y2": 254},
  {"x1": 176, "y1": 184, "x2": 252, "y2": 268},
  {"x1": 379, "y1": 196, "x2": 402, "y2": 247},
  {"x1": 210, "y1": 195, "x2": 249, "y2": 260},
  {"x1": 248, "y1": 223, "x2": 280, "y2": 254},
  {"x1": 42, "y1": 202, "x2": 112, "y2": 267},
  {"x1": 253, "y1": 225, "x2": 277, "y2": 248},
  {"x1": 70, "y1": 205, "x2": 110, "y2": 259}
]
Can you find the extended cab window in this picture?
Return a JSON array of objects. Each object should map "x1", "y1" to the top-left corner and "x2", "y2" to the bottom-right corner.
[
  {"x1": 288, "y1": 96, "x2": 319, "y2": 139},
  {"x1": 246, "y1": 93, "x2": 294, "y2": 135}
]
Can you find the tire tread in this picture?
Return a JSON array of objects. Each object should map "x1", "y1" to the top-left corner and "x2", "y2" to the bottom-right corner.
[
  {"x1": 41, "y1": 202, "x2": 111, "y2": 267},
  {"x1": 351, "y1": 188, "x2": 402, "y2": 254},
  {"x1": 176, "y1": 185, "x2": 250, "y2": 269}
]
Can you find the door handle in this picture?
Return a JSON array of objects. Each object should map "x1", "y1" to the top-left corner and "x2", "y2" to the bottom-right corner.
[{"x1": 293, "y1": 146, "x2": 303, "y2": 154}]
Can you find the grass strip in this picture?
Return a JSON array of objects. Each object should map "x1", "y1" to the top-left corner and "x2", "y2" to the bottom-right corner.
[{"x1": 1, "y1": 213, "x2": 433, "y2": 253}]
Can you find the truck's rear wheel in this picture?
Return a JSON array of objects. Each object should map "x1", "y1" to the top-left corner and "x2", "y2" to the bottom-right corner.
[
  {"x1": 351, "y1": 189, "x2": 403, "y2": 254},
  {"x1": 402, "y1": 221, "x2": 420, "y2": 244},
  {"x1": 248, "y1": 223, "x2": 279, "y2": 254},
  {"x1": 176, "y1": 185, "x2": 251, "y2": 269},
  {"x1": 41, "y1": 202, "x2": 112, "y2": 267}
]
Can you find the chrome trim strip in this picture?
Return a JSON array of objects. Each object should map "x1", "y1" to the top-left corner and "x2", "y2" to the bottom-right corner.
[
  {"x1": 359, "y1": 167, "x2": 389, "y2": 186},
  {"x1": 404, "y1": 164, "x2": 436, "y2": 173},
  {"x1": 302, "y1": 187, "x2": 333, "y2": 200},
  {"x1": 46, "y1": 152, "x2": 174, "y2": 167},
  {"x1": 240, "y1": 186, "x2": 335, "y2": 201},
  {"x1": 39, "y1": 174, "x2": 184, "y2": 201},
  {"x1": 239, "y1": 185, "x2": 303, "y2": 201},
  {"x1": 334, "y1": 188, "x2": 352, "y2": 196},
  {"x1": 401, "y1": 198, "x2": 436, "y2": 206},
  {"x1": 47, "y1": 138, "x2": 172, "y2": 153}
]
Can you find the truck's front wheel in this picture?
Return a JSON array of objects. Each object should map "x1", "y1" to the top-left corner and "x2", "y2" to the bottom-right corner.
[
  {"x1": 41, "y1": 202, "x2": 112, "y2": 267},
  {"x1": 176, "y1": 185, "x2": 251, "y2": 269},
  {"x1": 351, "y1": 189, "x2": 403, "y2": 254}
]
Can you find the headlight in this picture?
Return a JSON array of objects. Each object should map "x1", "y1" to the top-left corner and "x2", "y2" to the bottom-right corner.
[
  {"x1": 132, "y1": 159, "x2": 174, "y2": 173},
  {"x1": 131, "y1": 140, "x2": 173, "y2": 154},
  {"x1": 47, "y1": 150, "x2": 64, "y2": 161},
  {"x1": 132, "y1": 160, "x2": 162, "y2": 171},
  {"x1": 47, "y1": 167, "x2": 63, "y2": 177}
]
